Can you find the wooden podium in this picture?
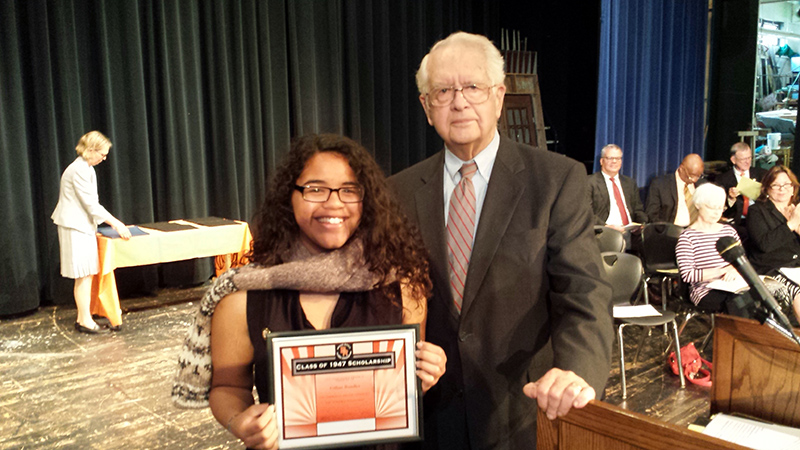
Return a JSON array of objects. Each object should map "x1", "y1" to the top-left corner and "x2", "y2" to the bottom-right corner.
[
  {"x1": 538, "y1": 315, "x2": 800, "y2": 449},
  {"x1": 536, "y1": 401, "x2": 748, "y2": 450},
  {"x1": 711, "y1": 314, "x2": 800, "y2": 428}
]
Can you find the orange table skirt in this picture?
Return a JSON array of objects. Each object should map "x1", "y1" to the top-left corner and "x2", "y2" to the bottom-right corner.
[{"x1": 90, "y1": 220, "x2": 251, "y2": 326}]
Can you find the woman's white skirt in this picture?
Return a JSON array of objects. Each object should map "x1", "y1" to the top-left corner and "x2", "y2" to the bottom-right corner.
[{"x1": 57, "y1": 226, "x2": 99, "y2": 279}]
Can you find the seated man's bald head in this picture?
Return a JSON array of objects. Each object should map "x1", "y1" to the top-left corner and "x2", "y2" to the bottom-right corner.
[{"x1": 679, "y1": 153, "x2": 704, "y2": 184}]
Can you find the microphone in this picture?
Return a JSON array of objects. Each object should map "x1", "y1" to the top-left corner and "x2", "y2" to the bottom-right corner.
[{"x1": 716, "y1": 236, "x2": 800, "y2": 345}]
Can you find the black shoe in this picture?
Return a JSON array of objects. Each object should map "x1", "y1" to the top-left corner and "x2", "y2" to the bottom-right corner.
[
  {"x1": 108, "y1": 324, "x2": 122, "y2": 332},
  {"x1": 74, "y1": 322, "x2": 109, "y2": 334}
]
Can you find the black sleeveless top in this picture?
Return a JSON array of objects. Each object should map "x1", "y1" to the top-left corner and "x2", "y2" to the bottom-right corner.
[{"x1": 245, "y1": 284, "x2": 404, "y2": 450}]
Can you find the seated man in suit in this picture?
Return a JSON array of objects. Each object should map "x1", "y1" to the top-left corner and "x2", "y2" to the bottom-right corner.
[
  {"x1": 645, "y1": 153, "x2": 705, "y2": 227},
  {"x1": 715, "y1": 142, "x2": 765, "y2": 240},
  {"x1": 588, "y1": 144, "x2": 648, "y2": 233}
]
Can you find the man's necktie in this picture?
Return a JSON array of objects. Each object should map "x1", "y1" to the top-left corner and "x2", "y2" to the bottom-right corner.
[
  {"x1": 610, "y1": 177, "x2": 629, "y2": 225},
  {"x1": 685, "y1": 184, "x2": 697, "y2": 223},
  {"x1": 740, "y1": 171, "x2": 749, "y2": 216},
  {"x1": 447, "y1": 162, "x2": 478, "y2": 313}
]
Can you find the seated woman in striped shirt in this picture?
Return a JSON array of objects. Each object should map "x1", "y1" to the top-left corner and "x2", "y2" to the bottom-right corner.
[{"x1": 676, "y1": 183, "x2": 757, "y2": 317}]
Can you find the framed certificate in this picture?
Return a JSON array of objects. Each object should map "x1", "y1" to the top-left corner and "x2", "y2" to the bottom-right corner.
[{"x1": 265, "y1": 324, "x2": 422, "y2": 449}]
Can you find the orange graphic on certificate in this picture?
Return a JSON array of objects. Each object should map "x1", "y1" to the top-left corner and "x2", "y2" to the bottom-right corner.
[{"x1": 279, "y1": 339, "x2": 408, "y2": 439}]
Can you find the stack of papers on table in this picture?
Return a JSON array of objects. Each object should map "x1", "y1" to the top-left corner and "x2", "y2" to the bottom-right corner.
[{"x1": 97, "y1": 225, "x2": 148, "y2": 239}]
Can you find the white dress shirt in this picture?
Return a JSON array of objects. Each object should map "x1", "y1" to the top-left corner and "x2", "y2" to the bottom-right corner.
[{"x1": 674, "y1": 169, "x2": 693, "y2": 227}]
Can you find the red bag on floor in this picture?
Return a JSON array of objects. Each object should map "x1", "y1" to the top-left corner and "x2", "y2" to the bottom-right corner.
[{"x1": 668, "y1": 342, "x2": 712, "y2": 387}]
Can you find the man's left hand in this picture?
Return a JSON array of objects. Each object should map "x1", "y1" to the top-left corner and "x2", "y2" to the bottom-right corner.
[{"x1": 522, "y1": 368, "x2": 595, "y2": 420}]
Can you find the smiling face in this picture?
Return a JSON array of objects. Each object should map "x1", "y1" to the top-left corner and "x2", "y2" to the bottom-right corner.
[
  {"x1": 292, "y1": 152, "x2": 363, "y2": 254},
  {"x1": 731, "y1": 148, "x2": 753, "y2": 173},
  {"x1": 419, "y1": 44, "x2": 505, "y2": 160},
  {"x1": 767, "y1": 171, "x2": 796, "y2": 204},
  {"x1": 600, "y1": 146, "x2": 623, "y2": 178}
]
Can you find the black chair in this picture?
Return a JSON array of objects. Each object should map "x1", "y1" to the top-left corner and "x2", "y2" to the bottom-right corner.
[
  {"x1": 594, "y1": 225, "x2": 625, "y2": 253},
  {"x1": 601, "y1": 252, "x2": 686, "y2": 399},
  {"x1": 639, "y1": 222, "x2": 685, "y2": 311}
]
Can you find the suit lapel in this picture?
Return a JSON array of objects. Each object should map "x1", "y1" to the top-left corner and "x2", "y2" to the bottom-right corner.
[
  {"x1": 459, "y1": 139, "x2": 525, "y2": 318},
  {"x1": 595, "y1": 173, "x2": 610, "y2": 212},
  {"x1": 669, "y1": 173, "x2": 679, "y2": 212},
  {"x1": 621, "y1": 176, "x2": 637, "y2": 215},
  {"x1": 412, "y1": 152, "x2": 459, "y2": 319}
]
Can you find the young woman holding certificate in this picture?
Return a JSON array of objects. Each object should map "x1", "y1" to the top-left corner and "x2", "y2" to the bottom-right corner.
[{"x1": 208, "y1": 134, "x2": 446, "y2": 450}]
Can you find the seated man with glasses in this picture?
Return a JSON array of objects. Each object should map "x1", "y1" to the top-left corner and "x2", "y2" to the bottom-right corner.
[
  {"x1": 588, "y1": 144, "x2": 648, "y2": 235},
  {"x1": 645, "y1": 153, "x2": 706, "y2": 226},
  {"x1": 746, "y1": 165, "x2": 800, "y2": 323},
  {"x1": 715, "y1": 142, "x2": 766, "y2": 241}
]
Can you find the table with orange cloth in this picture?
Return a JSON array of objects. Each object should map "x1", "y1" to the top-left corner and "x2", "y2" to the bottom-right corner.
[{"x1": 90, "y1": 219, "x2": 252, "y2": 326}]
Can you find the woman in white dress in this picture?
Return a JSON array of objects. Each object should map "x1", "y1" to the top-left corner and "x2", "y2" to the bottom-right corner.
[{"x1": 51, "y1": 131, "x2": 131, "y2": 334}]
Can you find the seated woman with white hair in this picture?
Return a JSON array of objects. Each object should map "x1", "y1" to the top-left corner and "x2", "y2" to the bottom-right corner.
[{"x1": 676, "y1": 183, "x2": 756, "y2": 316}]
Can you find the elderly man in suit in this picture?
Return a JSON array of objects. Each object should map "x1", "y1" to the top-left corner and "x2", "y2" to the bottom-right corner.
[
  {"x1": 645, "y1": 153, "x2": 705, "y2": 226},
  {"x1": 588, "y1": 144, "x2": 648, "y2": 231},
  {"x1": 715, "y1": 142, "x2": 766, "y2": 238},
  {"x1": 389, "y1": 32, "x2": 613, "y2": 450}
]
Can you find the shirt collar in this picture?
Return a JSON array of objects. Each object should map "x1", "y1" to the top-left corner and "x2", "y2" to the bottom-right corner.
[
  {"x1": 601, "y1": 171, "x2": 620, "y2": 182},
  {"x1": 444, "y1": 131, "x2": 500, "y2": 181}
]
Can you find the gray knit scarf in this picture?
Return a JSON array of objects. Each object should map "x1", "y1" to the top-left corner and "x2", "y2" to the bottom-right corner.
[{"x1": 171, "y1": 238, "x2": 380, "y2": 408}]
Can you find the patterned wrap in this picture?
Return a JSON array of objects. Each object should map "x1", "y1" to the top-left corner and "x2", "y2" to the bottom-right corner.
[{"x1": 171, "y1": 239, "x2": 383, "y2": 408}]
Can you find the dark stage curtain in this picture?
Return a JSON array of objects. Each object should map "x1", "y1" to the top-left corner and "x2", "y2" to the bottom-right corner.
[
  {"x1": 594, "y1": 0, "x2": 708, "y2": 189},
  {"x1": 0, "y1": 0, "x2": 497, "y2": 316}
]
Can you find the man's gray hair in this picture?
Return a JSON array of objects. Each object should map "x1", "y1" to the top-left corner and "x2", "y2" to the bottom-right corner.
[
  {"x1": 730, "y1": 141, "x2": 751, "y2": 157},
  {"x1": 601, "y1": 144, "x2": 622, "y2": 159},
  {"x1": 415, "y1": 31, "x2": 505, "y2": 95}
]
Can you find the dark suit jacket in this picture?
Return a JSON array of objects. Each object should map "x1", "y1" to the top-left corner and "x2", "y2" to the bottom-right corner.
[
  {"x1": 587, "y1": 171, "x2": 648, "y2": 225},
  {"x1": 715, "y1": 167, "x2": 766, "y2": 226},
  {"x1": 645, "y1": 172, "x2": 707, "y2": 224},
  {"x1": 389, "y1": 137, "x2": 614, "y2": 450},
  {"x1": 745, "y1": 200, "x2": 800, "y2": 274},
  {"x1": 645, "y1": 173, "x2": 679, "y2": 223}
]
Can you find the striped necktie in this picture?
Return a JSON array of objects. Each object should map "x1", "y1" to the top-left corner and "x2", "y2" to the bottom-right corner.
[
  {"x1": 447, "y1": 162, "x2": 478, "y2": 313},
  {"x1": 685, "y1": 184, "x2": 697, "y2": 224}
]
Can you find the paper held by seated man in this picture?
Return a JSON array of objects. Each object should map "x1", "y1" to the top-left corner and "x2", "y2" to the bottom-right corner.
[{"x1": 736, "y1": 177, "x2": 762, "y2": 200}]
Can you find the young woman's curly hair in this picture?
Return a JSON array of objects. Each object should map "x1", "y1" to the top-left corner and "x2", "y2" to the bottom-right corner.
[{"x1": 249, "y1": 134, "x2": 431, "y2": 303}]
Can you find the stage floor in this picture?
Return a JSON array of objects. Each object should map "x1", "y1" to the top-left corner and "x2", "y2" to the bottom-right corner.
[{"x1": 0, "y1": 285, "x2": 712, "y2": 449}]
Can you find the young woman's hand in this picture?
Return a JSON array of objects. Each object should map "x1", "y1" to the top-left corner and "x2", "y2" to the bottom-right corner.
[
  {"x1": 228, "y1": 404, "x2": 279, "y2": 450},
  {"x1": 415, "y1": 341, "x2": 446, "y2": 393}
]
